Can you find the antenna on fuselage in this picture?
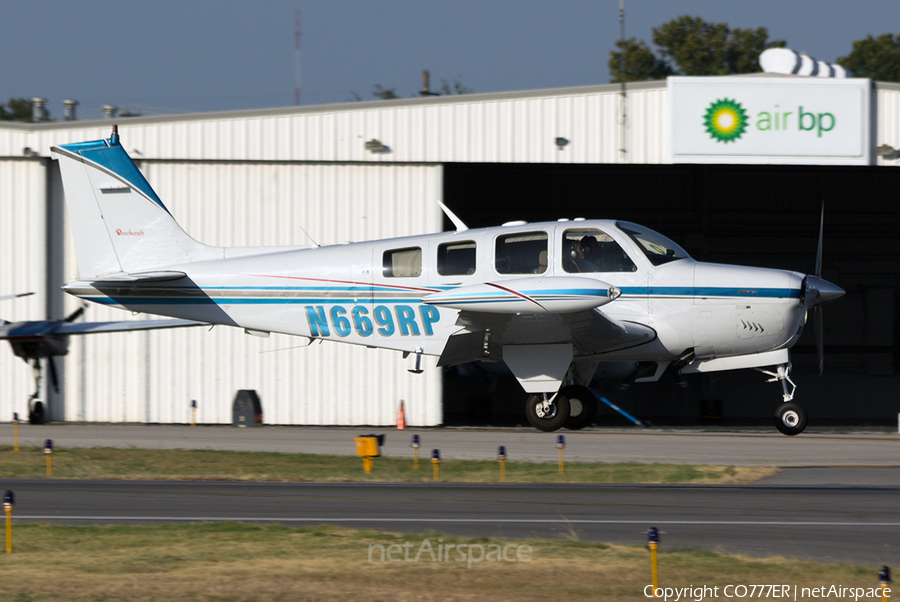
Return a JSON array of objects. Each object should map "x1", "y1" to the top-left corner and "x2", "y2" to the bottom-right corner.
[
  {"x1": 297, "y1": 224, "x2": 319, "y2": 248},
  {"x1": 437, "y1": 200, "x2": 468, "y2": 232}
]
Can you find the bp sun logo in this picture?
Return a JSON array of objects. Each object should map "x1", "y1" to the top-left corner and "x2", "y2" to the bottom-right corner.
[{"x1": 703, "y1": 99, "x2": 748, "y2": 143}]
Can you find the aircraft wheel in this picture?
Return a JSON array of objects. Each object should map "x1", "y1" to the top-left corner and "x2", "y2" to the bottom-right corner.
[
  {"x1": 561, "y1": 386, "x2": 597, "y2": 430},
  {"x1": 525, "y1": 394, "x2": 570, "y2": 432},
  {"x1": 775, "y1": 402, "x2": 807, "y2": 436}
]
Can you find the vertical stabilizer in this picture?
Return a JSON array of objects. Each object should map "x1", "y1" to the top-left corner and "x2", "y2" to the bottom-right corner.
[{"x1": 50, "y1": 130, "x2": 216, "y2": 278}]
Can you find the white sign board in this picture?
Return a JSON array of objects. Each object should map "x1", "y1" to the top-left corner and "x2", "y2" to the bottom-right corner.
[{"x1": 668, "y1": 76, "x2": 871, "y2": 165}]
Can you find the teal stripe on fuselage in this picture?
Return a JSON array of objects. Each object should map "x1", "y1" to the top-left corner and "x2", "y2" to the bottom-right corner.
[{"x1": 619, "y1": 286, "x2": 800, "y2": 299}]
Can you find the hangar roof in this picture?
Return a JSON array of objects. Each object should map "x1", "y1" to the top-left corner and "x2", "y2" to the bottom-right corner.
[{"x1": 1, "y1": 78, "x2": 898, "y2": 166}]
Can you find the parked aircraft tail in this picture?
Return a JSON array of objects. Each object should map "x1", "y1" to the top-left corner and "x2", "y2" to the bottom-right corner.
[{"x1": 50, "y1": 127, "x2": 218, "y2": 279}]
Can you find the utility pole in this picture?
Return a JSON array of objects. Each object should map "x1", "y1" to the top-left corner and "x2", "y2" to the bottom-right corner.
[
  {"x1": 294, "y1": 10, "x2": 302, "y2": 105},
  {"x1": 619, "y1": 0, "x2": 627, "y2": 162}
]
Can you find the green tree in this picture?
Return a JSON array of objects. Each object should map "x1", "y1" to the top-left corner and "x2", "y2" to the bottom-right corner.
[
  {"x1": 438, "y1": 78, "x2": 472, "y2": 95},
  {"x1": 0, "y1": 98, "x2": 39, "y2": 121},
  {"x1": 837, "y1": 34, "x2": 900, "y2": 82},
  {"x1": 372, "y1": 85, "x2": 399, "y2": 100},
  {"x1": 609, "y1": 16, "x2": 785, "y2": 81},
  {"x1": 609, "y1": 38, "x2": 674, "y2": 83},
  {"x1": 653, "y1": 16, "x2": 784, "y2": 75}
]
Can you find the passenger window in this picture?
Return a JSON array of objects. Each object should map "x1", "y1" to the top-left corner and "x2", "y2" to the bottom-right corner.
[
  {"x1": 383, "y1": 247, "x2": 422, "y2": 278},
  {"x1": 562, "y1": 229, "x2": 636, "y2": 273},
  {"x1": 437, "y1": 241, "x2": 476, "y2": 276},
  {"x1": 495, "y1": 232, "x2": 548, "y2": 274}
]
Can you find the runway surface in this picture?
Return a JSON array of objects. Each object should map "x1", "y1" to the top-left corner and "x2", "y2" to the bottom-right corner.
[
  {"x1": 4, "y1": 478, "x2": 898, "y2": 565},
  {"x1": 3, "y1": 423, "x2": 899, "y2": 466}
]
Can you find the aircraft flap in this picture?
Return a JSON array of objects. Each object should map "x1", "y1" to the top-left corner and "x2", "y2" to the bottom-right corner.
[{"x1": 436, "y1": 329, "x2": 487, "y2": 367}]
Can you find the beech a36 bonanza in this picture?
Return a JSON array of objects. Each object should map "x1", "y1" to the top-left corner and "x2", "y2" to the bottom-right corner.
[{"x1": 51, "y1": 128, "x2": 843, "y2": 435}]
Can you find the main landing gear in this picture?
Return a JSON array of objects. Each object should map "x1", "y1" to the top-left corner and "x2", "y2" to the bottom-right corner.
[
  {"x1": 759, "y1": 362, "x2": 808, "y2": 436},
  {"x1": 525, "y1": 385, "x2": 598, "y2": 432}
]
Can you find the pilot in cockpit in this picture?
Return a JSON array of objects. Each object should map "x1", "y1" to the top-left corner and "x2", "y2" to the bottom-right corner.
[{"x1": 569, "y1": 236, "x2": 599, "y2": 272}]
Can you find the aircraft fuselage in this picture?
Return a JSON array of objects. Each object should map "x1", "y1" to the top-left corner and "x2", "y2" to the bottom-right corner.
[{"x1": 63, "y1": 219, "x2": 807, "y2": 365}]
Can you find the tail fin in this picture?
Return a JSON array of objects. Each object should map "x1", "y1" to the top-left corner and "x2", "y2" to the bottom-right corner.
[{"x1": 51, "y1": 129, "x2": 216, "y2": 279}]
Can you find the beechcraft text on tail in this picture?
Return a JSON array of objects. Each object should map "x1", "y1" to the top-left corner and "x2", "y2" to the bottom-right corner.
[{"x1": 50, "y1": 127, "x2": 844, "y2": 435}]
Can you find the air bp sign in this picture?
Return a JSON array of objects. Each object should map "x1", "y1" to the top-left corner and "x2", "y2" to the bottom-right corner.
[{"x1": 668, "y1": 76, "x2": 871, "y2": 165}]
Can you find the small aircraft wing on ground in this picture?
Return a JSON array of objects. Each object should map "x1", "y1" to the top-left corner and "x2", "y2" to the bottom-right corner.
[{"x1": 2, "y1": 292, "x2": 208, "y2": 422}]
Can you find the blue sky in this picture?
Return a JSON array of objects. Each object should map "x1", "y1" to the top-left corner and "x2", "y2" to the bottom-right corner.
[{"x1": 2, "y1": 1, "x2": 897, "y2": 120}]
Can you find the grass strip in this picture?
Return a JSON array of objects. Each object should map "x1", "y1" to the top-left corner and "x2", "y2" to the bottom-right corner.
[
  {"x1": 0, "y1": 523, "x2": 883, "y2": 602},
  {"x1": 0, "y1": 446, "x2": 777, "y2": 483}
]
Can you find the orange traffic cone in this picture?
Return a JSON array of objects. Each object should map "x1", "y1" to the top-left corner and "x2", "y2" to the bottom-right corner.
[{"x1": 397, "y1": 401, "x2": 407, "y2": 430}]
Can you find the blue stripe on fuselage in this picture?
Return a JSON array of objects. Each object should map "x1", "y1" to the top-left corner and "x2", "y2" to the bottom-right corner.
[{"x1": 619, "y1": 286, "x2": 800, "y2": 299}]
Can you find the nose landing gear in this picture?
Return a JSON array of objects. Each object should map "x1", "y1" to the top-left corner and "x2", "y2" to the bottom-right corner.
[
  {"x1": 758, "y1": 363, "x2": 808, "y2": 435},
  {"x1": 775, "y1": 402, "x2": 808, "y2": 436}
]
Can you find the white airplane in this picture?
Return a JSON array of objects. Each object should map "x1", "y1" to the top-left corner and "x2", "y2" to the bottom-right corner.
[{"x1": 50, "y1": 127, "x2": 844, "y2": 435}]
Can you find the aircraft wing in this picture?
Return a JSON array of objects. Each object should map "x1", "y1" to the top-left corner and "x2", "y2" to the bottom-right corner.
[
  {"x1": 437, "y1": 307, "x2": 655, "y2": 367},
  {"x1": 557, "y1": 310, "x2": 656, "y2": 355},
  {"x1": 52, "y1": 318, "x2": 207, "y2": 336}
]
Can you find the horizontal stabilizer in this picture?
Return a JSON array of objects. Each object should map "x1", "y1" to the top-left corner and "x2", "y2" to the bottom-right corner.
[
  {"x1": 86, "y1": 271, "x2": 187, "y2": 283},
  {"x1": 53, "y1": 318, "x2": 207, "y2": 336}
]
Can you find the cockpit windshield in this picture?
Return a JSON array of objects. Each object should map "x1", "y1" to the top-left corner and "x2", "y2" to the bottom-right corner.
[{"x1": 616, "y1": 221, "x2": 690, "y2": 266}]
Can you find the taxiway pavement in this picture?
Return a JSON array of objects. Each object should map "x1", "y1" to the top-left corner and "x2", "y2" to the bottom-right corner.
[{"x1": 2, "y1": 423, "x2": 898, "y2": 467}]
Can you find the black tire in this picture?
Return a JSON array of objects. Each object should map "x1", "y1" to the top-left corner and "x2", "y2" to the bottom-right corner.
[
  {"x1": 525, "y1": 393, "x2": 570, "y2": 432},
  {"x1": 775, "y1": 402, "x2": 807, "y2": 436},
  {"x1": 561, "y1": 385, "x2": 597, "y2": 430}
]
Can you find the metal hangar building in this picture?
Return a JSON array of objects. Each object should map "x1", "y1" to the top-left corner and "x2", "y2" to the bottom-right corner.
[{"x1": 2, "y1": 74, "x2": 899, "y2": 426}]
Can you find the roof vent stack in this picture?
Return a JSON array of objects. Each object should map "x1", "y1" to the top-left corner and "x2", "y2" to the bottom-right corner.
[
  {"x1": 62, "y1": 99, "x2": 78, "y2": 121},
  {"x1": 31, "y1": 98, "x2": 48, "y2": 122}
]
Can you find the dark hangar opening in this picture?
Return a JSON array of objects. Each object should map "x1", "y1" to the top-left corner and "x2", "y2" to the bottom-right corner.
[{"x1": 441, "y1": 162, "x2": 900, "y2": 427}]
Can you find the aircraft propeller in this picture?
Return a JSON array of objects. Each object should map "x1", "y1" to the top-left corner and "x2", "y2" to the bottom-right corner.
[
  {"x1": 65, "y1": 304, "x2": 86, "y2": 323},
  {"x1": 800, "y1": 204, "x2": 844, "y2": 374}
]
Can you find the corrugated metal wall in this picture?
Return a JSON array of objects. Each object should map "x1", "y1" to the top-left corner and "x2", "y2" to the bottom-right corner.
[
  {"x1": 0, "y1": 158, "x2": 48, "y2": 422},
  {"x1": 875, "y1": 83, "x2": 900, "y2": 166},
  {"x1": 26, "y1": 83, "x2": 668, "y2": 164}
]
